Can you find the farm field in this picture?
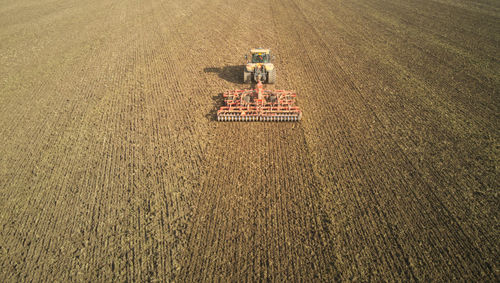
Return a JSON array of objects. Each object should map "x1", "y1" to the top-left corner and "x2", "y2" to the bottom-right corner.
[{"x1": 0, "y1": 0, "x2": 498, "y2": 281}]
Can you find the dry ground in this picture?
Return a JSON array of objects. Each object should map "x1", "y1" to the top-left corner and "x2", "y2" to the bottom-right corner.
[{"x1": 0, "y1": 0, "x2": 498, "y2": 281}]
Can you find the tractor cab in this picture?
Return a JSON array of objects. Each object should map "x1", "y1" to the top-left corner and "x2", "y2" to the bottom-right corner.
[
  {"x1": 251, "y1": 53, "x2": 270, "y2": 63},
  {"x1": 249, "y1": 48, "x2": 271, "y2": 63}
]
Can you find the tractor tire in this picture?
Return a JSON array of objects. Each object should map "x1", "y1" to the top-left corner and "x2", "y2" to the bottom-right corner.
[
  {"x1": 267, "y1": 70, "x2": 276, "y2": 84},
  {"x1": 243, "y1": 71, "x2": 251, "y2": 83}
]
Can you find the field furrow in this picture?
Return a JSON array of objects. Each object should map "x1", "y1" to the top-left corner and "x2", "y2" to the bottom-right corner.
[{"x1": 0, "y1": 0, "x2": 498, "y2": 281}]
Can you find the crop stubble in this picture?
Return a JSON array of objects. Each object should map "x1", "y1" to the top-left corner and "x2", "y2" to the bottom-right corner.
[{"x1": 0, "y1": 0, "x2": 498, "y2": 281}]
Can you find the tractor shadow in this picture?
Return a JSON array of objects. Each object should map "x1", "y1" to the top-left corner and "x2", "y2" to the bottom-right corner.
[
  {"x1": 204, "y1": 65, "x2": 256, "y2": 121},
  {"x1": 204, "y1": 65, "x2": 244, "y2": 84},
  {"x1": 205, "y1": 94, "x2": 225, "y2": 121}
]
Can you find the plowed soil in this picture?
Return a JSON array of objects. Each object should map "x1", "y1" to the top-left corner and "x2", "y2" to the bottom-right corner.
[{"x1": 1, "y1": 0, "x2": 498, "y2": 281}]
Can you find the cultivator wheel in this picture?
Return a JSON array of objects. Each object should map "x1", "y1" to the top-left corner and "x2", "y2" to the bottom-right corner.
[{"x1": 217, "y1": 114, "x2": 301, "y2": 122}]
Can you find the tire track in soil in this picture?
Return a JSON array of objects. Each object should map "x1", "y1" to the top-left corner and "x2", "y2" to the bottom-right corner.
[
  {"x1": 0, "y1": 0, "x2": 140, "y2": 281},
  {"x1": 344, "y1": 0, "x2": 499, "y2": 125},
  {"x1": 271, "y1": 0, "x2": 497, "y2": 280},
  {"x1": 373, "y1": 0, "x2": 500, "y2": 56},
  {"x1": 295, "y1": 0, "x2": 499, "y2": 266},
  {"x1": 118, "y1": 0, "x2": 248, "y2": 279},
  {"x1": 119, "y1": 0, "x2": 212, "y2": 279},
  {"x1": 1, "y1": 0, "x2": 204, "y2": 281},
  {"x1": 1, "y1": 0, "x2": 497, "y2": 281},
  {"x1": 84, "y1": 0, "x2": 212, "y2": 280},
  {"x1": 270, "y1": 1, "x2": 418, "y2": 280},
  {"x1": 166, "y1": 0, "x2": 340, "y2": 281},
  {"x1": 0, "y1": 0, "x2": 117, "y2": 187}
]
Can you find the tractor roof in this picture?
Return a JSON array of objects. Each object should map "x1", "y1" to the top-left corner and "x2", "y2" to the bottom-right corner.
[{"x1": 250, "y1": 48, "x2": 270, "y2": 54}]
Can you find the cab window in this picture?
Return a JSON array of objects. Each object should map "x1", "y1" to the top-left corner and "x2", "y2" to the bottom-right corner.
[{"x1": 252, "y1": 53, "x2": 269, "y2": 63}]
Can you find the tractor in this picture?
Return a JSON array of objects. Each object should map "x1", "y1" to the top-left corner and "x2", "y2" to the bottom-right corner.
[
  {"x1": 244, "y1": 48, "x2": 276, "y2": 84},
  {"x1": 216, "y1": 48, "x2": 302, "y2": 122}
]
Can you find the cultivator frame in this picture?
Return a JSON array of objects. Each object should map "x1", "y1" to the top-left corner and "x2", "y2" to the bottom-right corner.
[{"x1": 217, "y1": 81, "x2": 302, "y2": 122}]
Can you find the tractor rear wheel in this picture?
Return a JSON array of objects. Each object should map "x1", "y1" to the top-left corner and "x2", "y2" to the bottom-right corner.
[{"x1": 267, "y1": 70, "x2": 276, "y2": 84}]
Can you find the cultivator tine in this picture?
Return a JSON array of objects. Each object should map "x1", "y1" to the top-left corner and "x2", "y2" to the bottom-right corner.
[{"x1": 217, "y1": 86, "x2": 302, "y2": 122}]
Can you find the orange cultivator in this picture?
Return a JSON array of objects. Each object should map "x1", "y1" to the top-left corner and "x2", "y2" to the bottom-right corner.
[{"x1": 217, "y1": 81, "x2": 302, "y2": 122}]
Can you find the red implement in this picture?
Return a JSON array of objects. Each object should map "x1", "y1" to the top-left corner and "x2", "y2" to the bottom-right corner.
[{"x1": 217, "y1": 81, "x2": 302, "y2": 122}]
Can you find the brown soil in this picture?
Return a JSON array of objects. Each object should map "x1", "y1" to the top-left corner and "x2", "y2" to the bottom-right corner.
[{"x1": 0, "y1": 0, "x2": 498, "y2": 281}]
